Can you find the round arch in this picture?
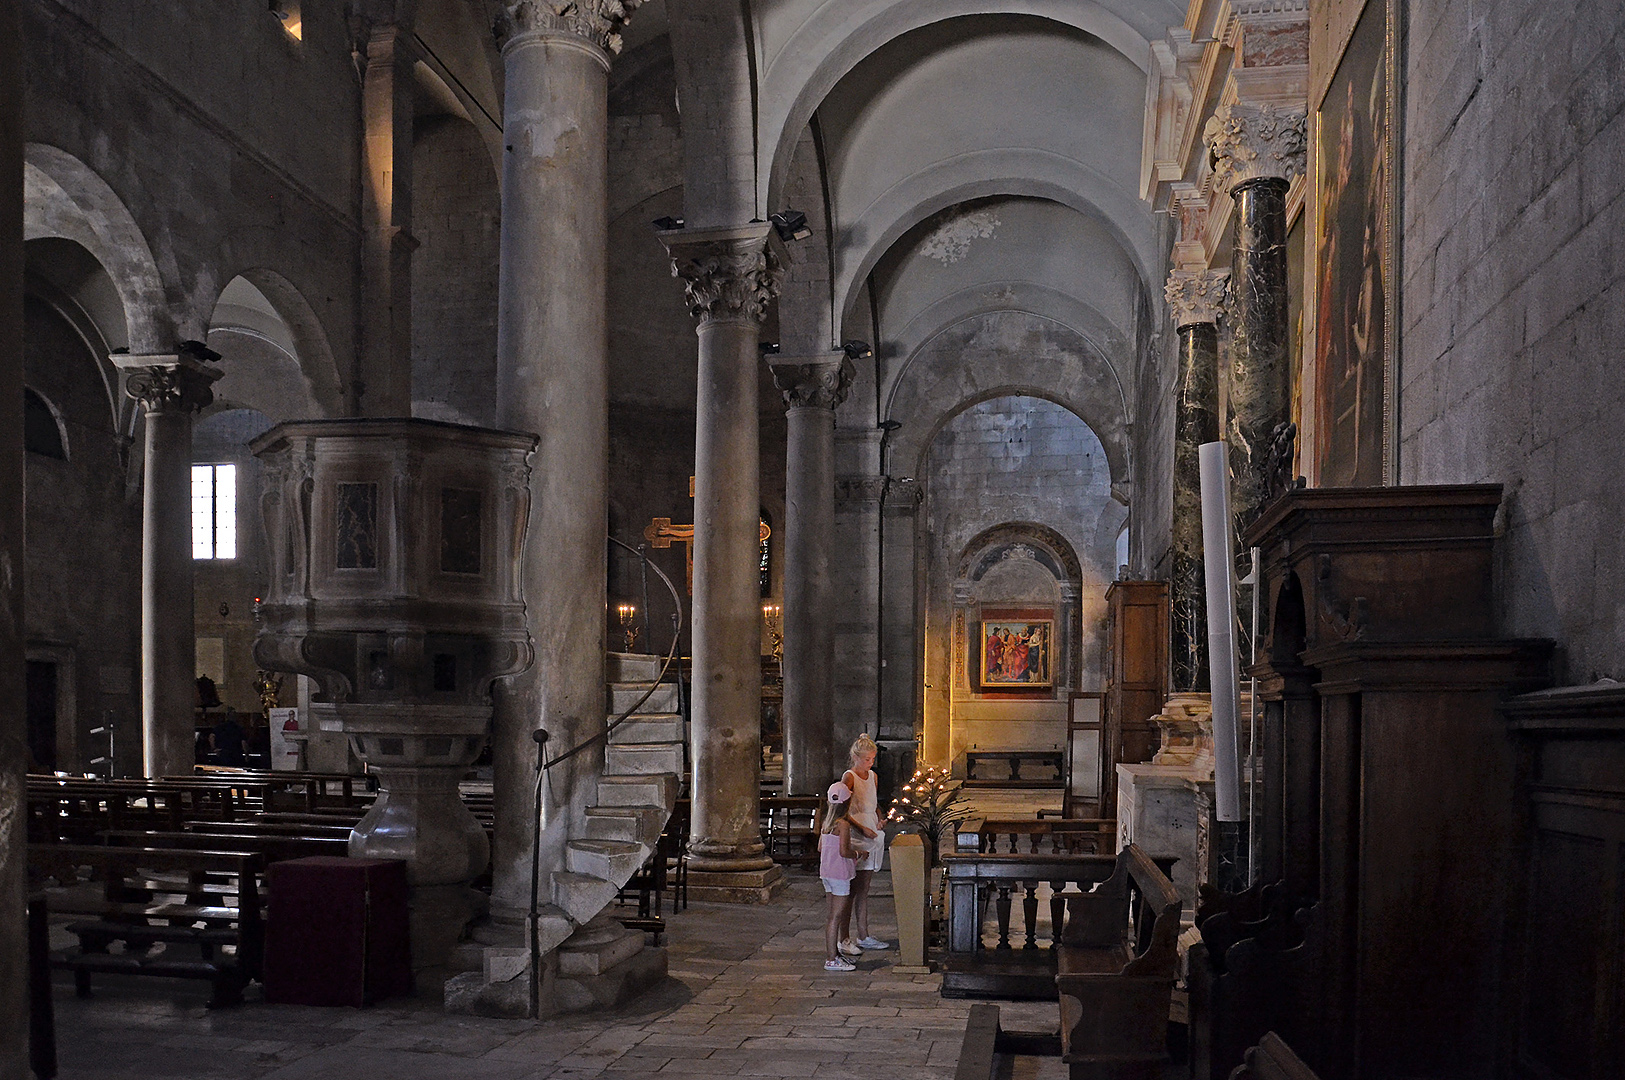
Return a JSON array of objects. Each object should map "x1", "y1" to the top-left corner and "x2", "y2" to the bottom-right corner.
[
  {"x1": 885, "y1": 309, "x2": 1131, "y2": 488},
  {"x1": 207, "y1": 269, "x2": 344, "y2": 419},
  {"x1": 23, "y1": 143, "x2": 169, "y2": 353},
  {"x1": 760, "y1": 0, "x2": 1153, "y2": 215}
]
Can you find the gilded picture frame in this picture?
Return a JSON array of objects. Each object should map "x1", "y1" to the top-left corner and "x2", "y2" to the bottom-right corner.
[
  {"x1": 1314, "y1": 0, "x2": 1402, "y2": 485},
  {"x1": 978, "y1": 619, "x2": 1053, "y2": 689}
]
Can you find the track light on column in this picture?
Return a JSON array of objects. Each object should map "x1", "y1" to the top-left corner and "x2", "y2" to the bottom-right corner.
[
  {"x1": 769, "y1": 210, "x2": 811, "y2": 242},
  {"x1": 842, "y1": 341, "x2": 873, "y2": 360}
]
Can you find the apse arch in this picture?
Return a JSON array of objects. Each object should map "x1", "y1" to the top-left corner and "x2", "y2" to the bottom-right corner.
[
  {"x1": 23, "y1": 143, "x2": 168, "y2": 353},
  {"x1": 759, "y1": 0, "x2": 1154, "y2": 216},
  {"x1": 885, "y1": 309, "x2": 1131, "y2": 488},
  {"x1": 206, "y1": 269, "x2": 343, "y2": 419},
  {"x1": 835, "y1": 161, "x2": 1158, "y2": 328}
]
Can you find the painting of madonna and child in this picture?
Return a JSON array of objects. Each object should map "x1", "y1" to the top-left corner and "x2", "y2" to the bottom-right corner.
[{"x1": 979, "y1": 619, "x2": 1053, "y2": 689}]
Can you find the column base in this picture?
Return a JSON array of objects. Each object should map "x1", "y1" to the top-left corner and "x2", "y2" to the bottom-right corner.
[{"x1": 686, "y1": 863, "x2": 786, "y2": 904}]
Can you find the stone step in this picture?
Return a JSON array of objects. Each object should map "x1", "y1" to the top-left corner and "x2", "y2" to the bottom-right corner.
[
  {"x1": 608, "y1": 681, "x2": 681, "y2": 715},
  {"x1": 582, "y1": 804, "x2": 669, "y2": 843},
  {"x1": 551, "y1": 870, "x2": 617, "y2": 923},
  {"x1": 595, "y1": 773, "x2": 678, "y2": 808},
  {"x1": 607, "y1": 714, "x2": 684, "y2": 745},
  {"x1": 605, "y1": 742, "x2": 684, "y2": 777},
  {"x1": 605, "y1": 652, "x2": 664, "y2": 683},
  {"x1": 566, "y1": 838, "x2": 648, "y2": 880}
]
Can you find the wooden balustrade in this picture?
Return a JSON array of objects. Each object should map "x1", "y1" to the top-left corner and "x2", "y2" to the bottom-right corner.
[{"x1": 957, "y1": 817, "x2": 1117, "y2": 857}]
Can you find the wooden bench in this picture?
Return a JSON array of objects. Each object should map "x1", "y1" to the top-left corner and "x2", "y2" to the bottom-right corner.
[
  {"x1": 101, "y1": 829, "x2": 349, "y2": 865},
  {"x1": 761, "y1": 795, "x2": 823, "y2": 868},
  {"x1": 1054, "y1": 845, "x2": 1183, "y2": 1080},
  {"x1": 964, "y1": 750, "x2": 1066, "y2": 787},
  {"x1": 1228, "y1": 1032, "x2": 1320, "y2": 1080},
  {"x1": 30, "y1": 843, "x2": 265, "y2": 1008}
]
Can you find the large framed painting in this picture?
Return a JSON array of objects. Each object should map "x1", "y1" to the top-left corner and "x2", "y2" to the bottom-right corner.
[
  {"x1": 979, "y1": 619, "x2": 1053, "y2": 689},
  {"x1": 1314, "y1": 0, "x2": 1399, "y2": 485}
]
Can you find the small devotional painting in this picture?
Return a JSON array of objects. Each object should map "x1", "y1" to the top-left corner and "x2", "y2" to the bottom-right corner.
[{"x1": 979, "y1": 619, "x2": 1053, "y2": 689}]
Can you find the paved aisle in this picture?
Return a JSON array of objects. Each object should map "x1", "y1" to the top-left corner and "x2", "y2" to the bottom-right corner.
[{"x1": 47, "y1": 869, "x2": 1064, "y2": 1079}]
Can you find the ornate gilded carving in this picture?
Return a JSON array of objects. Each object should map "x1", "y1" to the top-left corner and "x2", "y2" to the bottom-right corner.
[
  {"x1": 771, "y1": 358, "x2": 854, "y2": 411},
  {"x1": 1204, "y1": 102, "x2": 1307, "y2": 195},
  {"x1": 667, "y1": 235, "x2": 783, "y2": 326},
  {"x1": 1165, "y1": 268, "x2": 1230, "y2": 328},
  {"x1": 494, "y1": 0, "x2": 642, "y2": 55}
]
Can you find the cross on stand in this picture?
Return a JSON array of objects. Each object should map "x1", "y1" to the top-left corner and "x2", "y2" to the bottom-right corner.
[{"x1": 644, "y1": 476, "x2": 769, "y2": 595}]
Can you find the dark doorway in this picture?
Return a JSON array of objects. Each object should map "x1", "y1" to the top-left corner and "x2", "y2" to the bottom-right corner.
[{"x1": 26, "y1": 660, "x2": 58, "y2": 772}]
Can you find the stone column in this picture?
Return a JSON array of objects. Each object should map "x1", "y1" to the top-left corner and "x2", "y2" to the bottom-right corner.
[
  {"x1": 1204, "y1": 102, "x2": 1306, "y2": 530},
  {"x1": 771, "y1": 356, "x2": 853, "y2": 795},
  {"x1": 114, "y1": 348, "x2": 223, "y2": 779},
  {"x1": 2, "y1": 2, "x2": 29, "y2": 1070},
  {"x1": 1165, "y1": 268, "x2": 1227, "y2": 693},
  {"x1": 356, "y1": 18, "x2": 416, "y2": 417},
  {"x1": 489, "y1": 0, "x2": 633, "y2": 926},
  {"x1": 662, "y1": 223, "x2": 785, "y2": 902}
]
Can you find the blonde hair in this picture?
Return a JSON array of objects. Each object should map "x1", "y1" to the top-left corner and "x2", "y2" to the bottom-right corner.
[
  {"x1": 849, "y1": 734, "x2": 878, "y2": 765},
  {"x1": 821, "y1": 793, "x2": 852, "y2": 834}
]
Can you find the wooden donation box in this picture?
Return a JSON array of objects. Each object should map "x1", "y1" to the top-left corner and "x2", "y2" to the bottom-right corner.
[
  {"x1": 1243, "y1": 486, "x2": 1551, "y2": 1080},
  {"x1": 264, "y1": 857, "x2": 412, "y2": 1006}
]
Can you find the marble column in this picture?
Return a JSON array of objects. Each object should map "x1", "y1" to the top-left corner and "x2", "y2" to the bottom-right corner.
[
  {"x1": 1204, "y1": 102, "x2": 1306, "y2": 531},
  {"x1": 771, "y1": 356, "x2": 853, "y2": 795},
  {"x1": 2, "y1": 2, "x2": 29, "y2": 1070},
  {"x1": 114, "y1": 348, "x2": 223, "y2": 779},
  {"x1": 662, "y1": 223, "x2": 785, "y2": 901},
  {"x1": 489, "y1": 0, "x2": 633, "y2": 925},
  {"x1": 1165, "y1": 269, "x2": 1227, "y2": 693}
]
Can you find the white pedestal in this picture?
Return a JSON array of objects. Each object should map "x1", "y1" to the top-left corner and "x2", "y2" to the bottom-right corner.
[{"x1": 1115, "y1": 761, "x2": 1212, "y2": 905}]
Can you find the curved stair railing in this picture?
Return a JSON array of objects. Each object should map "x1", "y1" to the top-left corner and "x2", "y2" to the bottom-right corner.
[{"x1": 526, "y1": 536, "x2": 686, "y2": 1016}]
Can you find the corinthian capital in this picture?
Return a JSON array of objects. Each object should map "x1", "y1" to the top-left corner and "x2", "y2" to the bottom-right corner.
[
  {"x1": 495, "y1": 0, "x2": 642, "y2": 56},
  {"x1": 1204, "y1": 102, "x2": 1306, "y2": 195},
  {"x1": 1165, "y1": 269, "x2": 1230, "y2": 328},
  {"x1": 113, "y1": 343, "x2": 223, "y2": 415},
  {"x1": 771, "y1": 357, "x2": 854, "y2": 411},
  {"x1": 661, "y1": 223, "x2": 782, "y2": 327}
]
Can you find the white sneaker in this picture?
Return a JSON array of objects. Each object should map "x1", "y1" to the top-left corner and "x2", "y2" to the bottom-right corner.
[
  {"x1": 824, "y1": 957, "x2": 855, "y2": 971},
  {"x1": 855, "y1": 936, "x2": 890, "y2": 950},
  {"x1": 837, "y1": 939, "x2": 862, "y2": 957}
]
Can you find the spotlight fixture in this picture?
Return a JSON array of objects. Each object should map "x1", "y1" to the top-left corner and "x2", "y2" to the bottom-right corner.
[
  {"x1": 650, "y1": 216, "x2": 684, "y2": 231},
  {"x1": 758, "y1": 342, "x2": 781, "y2": 355},
  {"x1": 878, "y1": 420, "x2": 903, "y2": 433},
  {"x1": 769, "y1": 209, "x2": 812, "y2": 242},
  {"x1": 842, "y1": 340, "x2": 873, "y2": 360}
]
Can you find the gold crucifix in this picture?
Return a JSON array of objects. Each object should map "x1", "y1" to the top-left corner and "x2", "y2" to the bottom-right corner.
[{"x1": 644, "y1": 477, "x2": 770, "y2": 595}]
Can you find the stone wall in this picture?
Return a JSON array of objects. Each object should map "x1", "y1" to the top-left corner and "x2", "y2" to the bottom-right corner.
[
  {"x1": 22, "y1": 296, "x2": 140, "y2": 774},
  {"x1": 920, "y1": 396, "x2": 1123, "y2": 768},
  {"x1": 411, "y1": 116, "x2": 499, "y2": 427},
  {"x1": 1398, "y1": 0, "x2": 1625, "y2": 681}
]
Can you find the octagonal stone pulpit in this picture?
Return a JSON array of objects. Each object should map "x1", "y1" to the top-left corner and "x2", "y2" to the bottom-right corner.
[{"x1": 251, "y1": 419, "x2": 537, "y2": 967}]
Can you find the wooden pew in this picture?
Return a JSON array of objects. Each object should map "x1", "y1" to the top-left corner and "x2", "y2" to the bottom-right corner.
[
  {"x1": 1053, "y1": 845, "x2": 1183, "y2": 1080},
  {"x1": 30, "y1": 843, "x2": 265, "y2": 1008},
  {"x1": 1228, "y1": 1033, "x2": 1320, "y2": 1080},
  {"x1": 101, "y1": 829, "x2": 348, "y2": 866},
  {"x1": 761, "y1": 795, "x2": 823, "y2": 868}
]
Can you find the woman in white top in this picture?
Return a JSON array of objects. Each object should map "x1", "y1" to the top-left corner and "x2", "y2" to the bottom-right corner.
[{"x1": 838, "y1": 734, "x2": 891, "y2": 955}]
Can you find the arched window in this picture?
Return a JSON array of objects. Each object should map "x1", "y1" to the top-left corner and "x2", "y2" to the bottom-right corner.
[{"x1": 23, "y1": 387, "x2": 66, "y2": 459}]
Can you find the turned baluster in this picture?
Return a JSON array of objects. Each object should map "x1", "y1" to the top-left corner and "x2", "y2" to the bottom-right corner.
[
  {"x1": 1050, "y1": 881, "x2": 1067, "y2": 946},
  {"x1": 1023, "y1": 882, "x2": 1039, "y2": 949},
  {"x1": 995, "y1": 885, "x2": 1014, "y2": 950}
]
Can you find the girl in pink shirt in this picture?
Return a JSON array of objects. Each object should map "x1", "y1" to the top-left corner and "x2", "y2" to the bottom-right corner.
[{"x1": 819, "y1": 781, "x2": 859, "y2": 971}]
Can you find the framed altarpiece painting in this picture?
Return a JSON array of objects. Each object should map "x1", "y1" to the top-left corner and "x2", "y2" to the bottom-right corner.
[{"x1": 1314, "y1": 0, "x2": 1400, "y2": 485}]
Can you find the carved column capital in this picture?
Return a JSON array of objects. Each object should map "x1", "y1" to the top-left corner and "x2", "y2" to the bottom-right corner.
[
  {"x1": 113, "y1": 343, "x2": 224, "y2": 415},
  {"x1": 835, "y1": 474, "x2": 888, "y2": 507},
  {"x1": 771, "y1": 357, "x2": 854, "y2": 411},
  {"x1": 1204, "y1": 102, "x2": 1307, "y2": 196},
  {"x1": 1165, "y1": 269, "x2": 1231, "y2": 328},
  {"x1": 661, "y1": 223, "x2": 782, "y2": 327},
  {"x1": 494, "y1": 0, "x2": 642, "y2": 57}
]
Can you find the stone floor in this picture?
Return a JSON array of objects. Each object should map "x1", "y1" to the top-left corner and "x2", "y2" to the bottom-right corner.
[{"x1": 44, "y1": 868, "x2": 1068, "y2": 1080}]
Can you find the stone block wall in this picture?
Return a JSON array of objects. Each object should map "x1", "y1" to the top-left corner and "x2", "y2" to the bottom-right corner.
[{"x1": 1399, "y1": 0, "x2": 1625, "y2": 681}]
